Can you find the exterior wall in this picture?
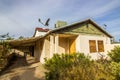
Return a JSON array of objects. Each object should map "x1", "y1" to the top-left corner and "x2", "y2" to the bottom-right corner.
[
  {"x1": 76, "y1": 36, "x2": 81, "y2": 52},
  {"x1": 38, "y1": 34, "x2": 120, "y2": 63},
  {"x1": 106, "y1": 43, "x2": 120, "y2": 52},
  {"x1": 50, "y1": 35, "x2": 55, "y2": 58},
  {"x1": 34, "y1": 40, "x2": 42, "y2": 61},
  {"x1": 40, "y1": 38, "x2": 50, "y2": 63},
  {"x1": 44, "y1": 38, "x2": 50, "y2": 58},
  {"x1": 39, "y1": 35, "x2": 70, "y2": 63},
  {"x1": 76, "y1": 34, "x2": 111, "y2": 60},
  {"x1": 54, "y1": 35, "x2": 59, "y2": 53}
]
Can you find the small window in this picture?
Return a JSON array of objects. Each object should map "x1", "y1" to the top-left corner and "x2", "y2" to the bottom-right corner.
[
  {"x1": 89, "y1": 40, "x2": 97, "y2": 53},
  {"x1": 98, "y1": 40, "x2": 104, "y2": 52}
]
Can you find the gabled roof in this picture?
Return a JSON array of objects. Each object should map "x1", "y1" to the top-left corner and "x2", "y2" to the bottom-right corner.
[
  {"x1": 47, "y1": 19, "x2": 113, "y2": 38},
  {"x1": 7, "y1": 19, "x2": 113, "y2": 47}
]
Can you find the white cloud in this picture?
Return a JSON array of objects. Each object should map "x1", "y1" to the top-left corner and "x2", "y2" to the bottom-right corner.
[
  {"x1": 0, "y1": 0, "x2": 120, "y2": 39},
  {"x1": 67, "y1": 0, "x2": 120, "y2": 19}
]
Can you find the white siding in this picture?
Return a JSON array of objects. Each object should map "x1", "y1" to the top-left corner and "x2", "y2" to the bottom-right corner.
[
  {"x1": 77, "y1": 35, "x2": 111, "y2": 60},
  {"x1": 35, "y1": 30, "x2": 47, "y2": 37}
]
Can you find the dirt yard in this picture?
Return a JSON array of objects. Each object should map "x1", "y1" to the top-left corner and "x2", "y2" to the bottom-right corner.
[{"x1": 0, "y1": 55, "x2": 46, "y2": 80}]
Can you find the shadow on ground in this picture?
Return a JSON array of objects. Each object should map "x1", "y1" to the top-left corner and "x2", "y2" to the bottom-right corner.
[{"x1": 0, "y1": 54, "x2": 46, "y2": 80}]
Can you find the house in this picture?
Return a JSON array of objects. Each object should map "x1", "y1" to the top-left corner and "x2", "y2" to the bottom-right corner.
[
  {"x1": 8, "y1": 19, "x2": 120, "y2": 63},
  {"x1": 33, "y1": 27, "x2": 49, "y2": 37}
]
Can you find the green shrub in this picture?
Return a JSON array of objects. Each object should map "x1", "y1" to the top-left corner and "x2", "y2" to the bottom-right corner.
[
  {"x1": 44, "y1": 53, "x2": 114, "y2": 80},
  {"x1": 110, "y1": 62, "x2": 120, "y2": 80},
  {"x1": 0, "y1": 42, "x2": 11, "y2": 71},
  {"x1": 108, "y1": 46, "x2": 120, "y2": 62}
]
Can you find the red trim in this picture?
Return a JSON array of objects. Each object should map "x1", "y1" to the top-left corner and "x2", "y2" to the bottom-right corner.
[{"x1": 36, "y1": 28, "x2": 49, "y2": 32}]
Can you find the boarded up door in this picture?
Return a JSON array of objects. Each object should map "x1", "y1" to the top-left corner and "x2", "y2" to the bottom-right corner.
[{"x1": 69, "y1": 39, "x2": 76, "y2": 54}]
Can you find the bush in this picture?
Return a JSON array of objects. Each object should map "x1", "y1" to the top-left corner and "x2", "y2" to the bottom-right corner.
[
  {"x1": 108, "y1": 46, "x2": 120, "y2": 79},
  {"x1": 108, "y1": 46, "x2": 120, "y2": 62},
  {"x1": 110, "y1": 62, "x2": 120, "y2": 80},
  {"x1": 44, "y1": 53, "x2": 114, "y2": 80},
  {"x1": 0, "y1": 42, "x2": 11, "y2": 71}
]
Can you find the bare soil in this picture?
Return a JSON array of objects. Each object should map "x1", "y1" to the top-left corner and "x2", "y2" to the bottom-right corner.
[{"x1": 0, "y1": 55, "x2": 46, "y2": 80}]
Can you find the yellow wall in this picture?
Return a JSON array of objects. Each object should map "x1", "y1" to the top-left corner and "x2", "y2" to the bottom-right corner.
[{"x1": 69, "y1": 38, "x2": 76, "y2": 54}]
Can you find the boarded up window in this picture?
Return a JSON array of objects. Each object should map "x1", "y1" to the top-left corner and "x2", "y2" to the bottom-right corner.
[
  {"x1": 89, "y1": 40, "x2": 96, "y2": 53},
  {"x1": 98, "y1": 40, "x2": 104, "y2": 52}
]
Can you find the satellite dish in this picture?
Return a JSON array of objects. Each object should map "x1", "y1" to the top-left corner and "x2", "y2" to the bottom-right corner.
[
  {"x1": 38, "y1": 18, "x2": 44, "y2": 26},
  {"x1": 103, "y1": 24, "x2": 107, "y2": 30},
  {"x1": 104, "y1": 24, "x2": 107, "y2": 27},
  {"x1": 38, "y1": 18, "x2": 41, "y2": 22},
  {"x1": 45, "y1": 18, "x2": 50, "y2": 26},
  {"x1": 38, "y1": 18, "x2": 50, "y2": 26}
]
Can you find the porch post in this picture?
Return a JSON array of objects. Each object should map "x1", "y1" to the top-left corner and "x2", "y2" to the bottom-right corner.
[
  {"x1": 55, "y1": 34, "x2": 59, "y2": 53},
  {"x1": 50, "y1": 35, "x2": 54, "y2": 58}
]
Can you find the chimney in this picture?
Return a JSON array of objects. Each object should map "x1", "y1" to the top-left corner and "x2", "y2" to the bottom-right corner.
[{"x1": 55, "y1": 21, "x2": 67, "y2": 28}]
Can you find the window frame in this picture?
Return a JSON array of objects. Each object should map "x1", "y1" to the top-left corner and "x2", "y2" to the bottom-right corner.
[
  {"x1": 89, "y1": 40, "x2": 97, "y2": 53},
  {"x1": 97, "y1": 40, "x2": 104, "y2": 52},
  {"x1": 89, "y1": 40, "x2": 104, "y2": 53}
]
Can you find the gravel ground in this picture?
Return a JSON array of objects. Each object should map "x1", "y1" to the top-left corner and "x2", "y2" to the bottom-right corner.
[{"x1": 0, "y1": 55, "x2": 46, "y2": 80}]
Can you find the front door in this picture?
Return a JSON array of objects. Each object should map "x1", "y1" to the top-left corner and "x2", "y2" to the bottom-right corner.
[{"x1": 69, "y1": 39, "x2": 76, "y2": 54}]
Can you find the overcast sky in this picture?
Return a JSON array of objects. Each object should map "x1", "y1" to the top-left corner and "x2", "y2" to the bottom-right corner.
[{"x1": 0, "y1": 0, "x2": 120, "y2": 41}]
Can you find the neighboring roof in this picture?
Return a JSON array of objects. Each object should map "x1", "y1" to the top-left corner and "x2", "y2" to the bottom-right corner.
[
  {"x1": 47, "y1": 19, "x2": 113, "y2": 38},
  {"x1": 33, "y1": 27, "x2": 50, "y2": 37},
  {"x1": 36, "y1": 27, "x2": 49, "y2": 32},
  {"x1": 6, "y1": 36, "x2": 44, "y2": 47}
]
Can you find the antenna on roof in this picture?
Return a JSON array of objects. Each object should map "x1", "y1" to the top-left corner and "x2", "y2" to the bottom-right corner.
[
  {"x1": 103, "y1": 24, "x2": 107, "y2": 30},
  {"x1": 38, "y1": 18, "x2": 44, "y2": 26},
  {"x1": 45, "y1": 18, "x2": 50, "y2": 26},
  {"x1": 38, "y1": 18, "x2": 50, "y2": 27}
]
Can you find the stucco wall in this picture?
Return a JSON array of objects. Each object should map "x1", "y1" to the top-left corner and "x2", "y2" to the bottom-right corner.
[
  {"x1": 106, "y1": 43, "x2": 120, "y2": 52},
  {"x1": 44, "y1": 38, "x2": 50, "y2": 58},
  {"x1": 36, "y1": 35, "x2": 120, "y2": 63},
  {"x1": 34, "y1": 40, "x2": 41, "y2": 61},
  {"x1": 40, "y1": 38, "x2": 50, "y2": 63},
  {"x1": 76, "y1": 35, "x2": 111, "y2": 60}
]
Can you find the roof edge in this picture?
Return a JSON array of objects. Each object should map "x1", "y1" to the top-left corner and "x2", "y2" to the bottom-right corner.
[{"x1": 48, "y1": 18, "x2": 113, "y2": 38}]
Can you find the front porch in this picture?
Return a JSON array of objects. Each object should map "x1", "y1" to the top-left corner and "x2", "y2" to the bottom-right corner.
[
  {"x1": 7, "y1": 37, "x2": 42, "y2": 59},
  {"x1": 48, "y1": 34, "x2": 78, "y2": 58}
]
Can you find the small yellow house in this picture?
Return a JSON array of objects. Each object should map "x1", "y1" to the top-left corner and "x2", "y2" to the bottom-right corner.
[{"x1": 8, "y1": 19, "x2": 120, "y2": 63}]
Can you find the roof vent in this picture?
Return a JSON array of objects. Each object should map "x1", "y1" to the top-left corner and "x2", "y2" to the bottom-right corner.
[{"x1": 55, "y1": 21, "x2": 67, "y2": 28}]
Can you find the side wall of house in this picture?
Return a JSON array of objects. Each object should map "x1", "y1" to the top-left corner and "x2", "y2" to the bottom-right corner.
[
  {"x1": 76, "y1": 34, "x2": 111, "y2": 60},
  {"x1": 106, "y1": 43, "x2": 120, "y2": 52}
]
